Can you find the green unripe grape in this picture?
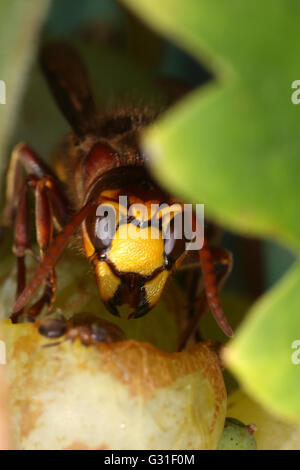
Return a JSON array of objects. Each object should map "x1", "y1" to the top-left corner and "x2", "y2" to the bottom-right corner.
[{"x1": 217, "y1": 418, "x2": 257, "y2": 450}]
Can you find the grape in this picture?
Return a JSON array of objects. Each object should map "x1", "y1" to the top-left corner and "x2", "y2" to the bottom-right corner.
[
  {"x1": 217, "y1": 418, "x2": 257, "y2": 450},
  {"x1": 227, "y1": 390, "x2": 300, "y2": 450}
]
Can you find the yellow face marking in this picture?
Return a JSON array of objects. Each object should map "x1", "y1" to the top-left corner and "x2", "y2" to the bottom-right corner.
[
  {"x1": 98, "y1": 199, "x2": 127, "y2": 220},
  {"x1": 129, "y1": 203, "x2": 149, "y2": 222},
  {"x1": 144, "y1": 270, "x2": 169, "y2": 308},
  {"x1": 107, "y1": 225, "x2": 164, "y2": 276},
  {"x1": 82, "y1": 224, "x2": 95, "y2": 258},
  {"x1": 158, "y1": 204, "x2": 183, "y2": 234},
  {"x1": 94, "y1": 261, "x2": 121, "y2": 302},
  {"x1": 101, "y1": 189, "x2": 120, "y2": 199},
  {"x1": 127, "y1": 197, "x2": 158, "y2": 221}
]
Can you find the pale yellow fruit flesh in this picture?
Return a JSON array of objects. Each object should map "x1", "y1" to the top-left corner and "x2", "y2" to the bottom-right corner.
[{"x1": 2, "y1": 320, "x2": 226, "y2": 450}]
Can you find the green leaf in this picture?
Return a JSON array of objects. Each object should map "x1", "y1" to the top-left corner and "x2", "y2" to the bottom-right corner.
[
  {"x1": 0, "y1": 0, "x2": 50, "y2": 202},
  {"x1": 121, "y1": 0, "x2": 300, "y2": 421},
  {"x1": 225, "y1": 262, "x2": 300, "y2": 423},
  {"x1": 122, "y1": 0, "x2": 300, "y2": 252}
]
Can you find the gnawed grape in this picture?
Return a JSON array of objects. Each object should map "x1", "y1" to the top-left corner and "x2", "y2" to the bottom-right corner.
[
  {"x1": 217, "y1": 418, "x2": 257, "y2": 450},
  {"x1": 1, "y1": 319, "x2": 227, "y2": 449}
]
